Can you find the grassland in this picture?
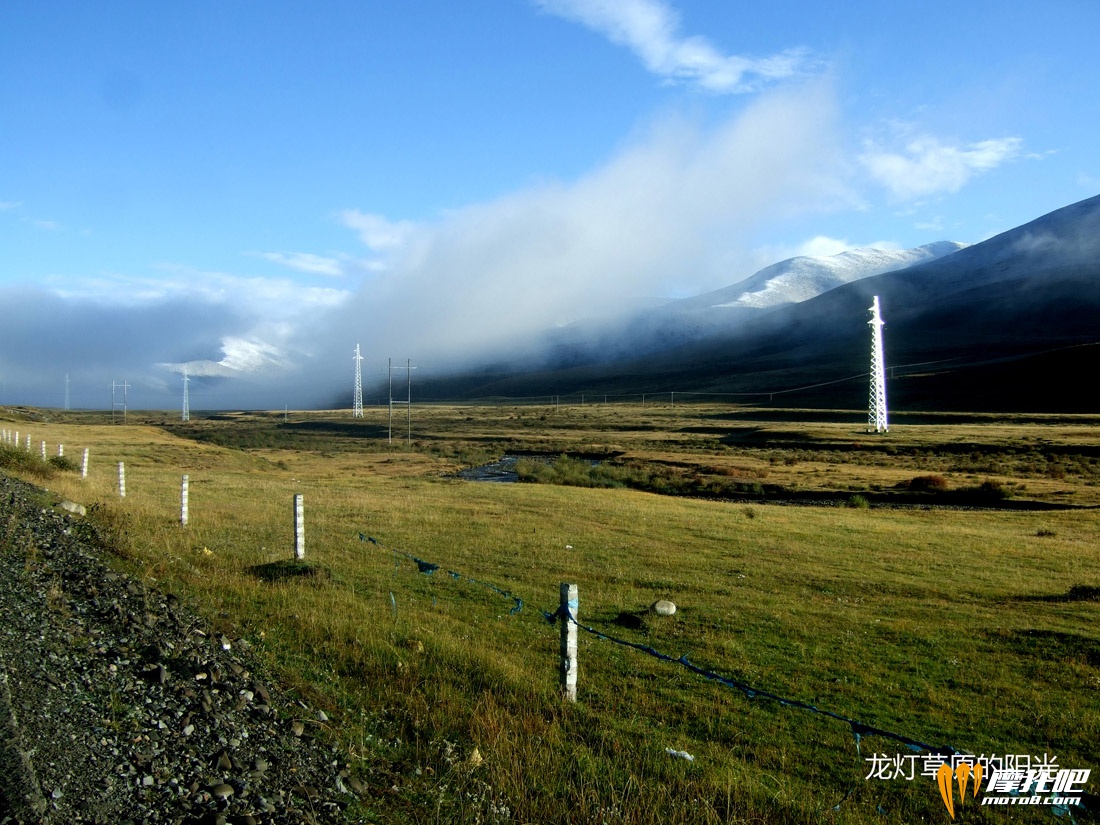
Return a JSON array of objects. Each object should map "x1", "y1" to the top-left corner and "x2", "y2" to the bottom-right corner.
[{"x1": 1, "y1": 402, "x2": 1098, "y2": 824}]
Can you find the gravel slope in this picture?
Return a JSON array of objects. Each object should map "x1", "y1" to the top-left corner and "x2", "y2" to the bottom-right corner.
[{"x1": 0, "y1": 472, "x2": 365, "y2": 825}]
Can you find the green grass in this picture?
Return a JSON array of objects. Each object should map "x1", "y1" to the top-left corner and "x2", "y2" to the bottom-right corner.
[{"x1": 2, "y1": 405, "x2": 1099, "y2": 823}]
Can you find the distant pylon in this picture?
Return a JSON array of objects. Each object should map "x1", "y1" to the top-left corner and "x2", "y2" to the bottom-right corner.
[
  {"x1": 352, "y1": 344, "x2": 364, "y2": 418},
  {"x1": 182, "y1": 368, "x2": 190, "y2": 422},
  {"x1": 111, "y1": 379, "x2": 130, "y2": 423},
  {"x1": 868, "y1": 295, "x2": 888, "y2": 433}
]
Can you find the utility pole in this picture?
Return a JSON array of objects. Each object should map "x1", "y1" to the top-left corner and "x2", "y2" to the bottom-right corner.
[
  {"x1": 387, "y1": 358, "x2": 417, "y2": 445},
  {"x1": 110, "y1": 380, "x2": 130, "y2": 423}
]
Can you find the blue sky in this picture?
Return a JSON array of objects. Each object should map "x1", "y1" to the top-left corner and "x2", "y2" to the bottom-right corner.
[{"x1": 2, "y1": 0, "x2": 1098, "y2": 409}]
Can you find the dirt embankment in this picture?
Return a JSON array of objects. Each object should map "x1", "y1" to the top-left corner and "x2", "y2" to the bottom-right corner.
[{"x1": 0, "y1": 472, "x2": 365, "y2": 824}]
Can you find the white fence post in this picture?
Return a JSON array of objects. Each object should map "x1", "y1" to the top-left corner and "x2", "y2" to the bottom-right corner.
[
  {"x1": 40, "y1": 441, "x2": 46, "y2": 459},
  {"x1": 560, "y1": 583, "x2": 578, "y2": 702},
  {"x1": 118, "y1": 462, "x2": 126, "y2": 498},
  {"x1": 293, "y1": 494, "x2": 305, "y2": 559},
  {"x1": 81, "y1": 448, "x2": 89, "y2": 479},
  {"x1": 181, "y1": 474, "x2": 189, "y2": 527},
  {"x1": 25, "y1": 434, "x2": 30, "y2": 450},
  {"x1": 58, "y1": 444, "x2": 64, "y2": 457}
]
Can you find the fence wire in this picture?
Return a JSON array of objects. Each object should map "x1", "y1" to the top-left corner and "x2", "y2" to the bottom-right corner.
[
  {"x1": 358, "y1": 533, "x2": 957, "y2": 757},
  {"x1": 362, "y1": 533, "x2": 1091, "y2": 819}
]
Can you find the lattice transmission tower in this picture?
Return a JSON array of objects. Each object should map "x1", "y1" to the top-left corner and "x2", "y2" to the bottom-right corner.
[
  {"x1": 867, "y1": 295, "x2": 888, "y2": 433},
  {"x1": 182, "y1": 368, "x2": 190, "y2": 422},
  {"x1": 352, "y1": 344, "x2": 364, "y2": 418},
  {"x1": 111, "y1": 379, "x2": 130, "y2": 423}
]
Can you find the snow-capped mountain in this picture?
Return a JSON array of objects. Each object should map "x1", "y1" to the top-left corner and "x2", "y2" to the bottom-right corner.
[
  {"x1": 530, "y1": 241, "x2": 968, "y2": 367},
  {"x1": 667, "y1": 241, "x2": 966, "y2": 313},
  {"x1": 417, "y1": 193, "x2": 1100, "y2": 412}
]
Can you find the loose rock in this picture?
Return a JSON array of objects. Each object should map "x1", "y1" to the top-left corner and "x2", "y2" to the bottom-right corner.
[
  {"x1": 650, "y1": 599, "x2": 677, "y2": 616},
  {"x1": 0, "y1": 472, "x2": 363, "y2": 823}
]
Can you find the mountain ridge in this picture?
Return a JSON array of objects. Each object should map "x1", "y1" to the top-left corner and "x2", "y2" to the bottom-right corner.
[{"x1": 398, "y1": 194, "x2": 1100, "y2": 412}]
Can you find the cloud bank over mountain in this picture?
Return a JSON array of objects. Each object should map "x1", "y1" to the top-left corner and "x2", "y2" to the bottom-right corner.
[
  {"x1": 302, "y1": 82, "x2": 848, "y2": 377},
  {"x1": 1, "y1": 0, "x2": 1061, "y2": 411},
  {"x1": 0, "y1": 76, "x2": 1028, "y2": 410}
]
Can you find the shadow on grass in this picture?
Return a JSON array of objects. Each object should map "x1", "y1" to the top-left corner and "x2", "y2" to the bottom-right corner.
[
  {"x1": 249, "y1": 559, "x2": 333, "y2": 584},
  {"x1": 998, "y1": 628, "x2": 1100, "y2": 668},
  {"x1": 279, "y1": 421, "x2": 389, "y2": 439},
  {"x1": 1014, "y1": 584, "x2": 1100, "y2": 604}
]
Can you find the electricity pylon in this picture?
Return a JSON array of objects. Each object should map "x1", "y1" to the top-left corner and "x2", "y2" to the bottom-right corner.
[
  {"x1": 353, "y1": 344, "x2": 364, "y2": 418},
  {"x1": 868, "y1": 295, "x2": 888, "y2": 433},
  {"x1": 182, "y1": 368, "x2": 190, "y2": 421}
]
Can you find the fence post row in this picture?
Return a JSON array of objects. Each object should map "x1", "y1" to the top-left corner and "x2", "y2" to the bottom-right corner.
[
  {"x1": 560, "y1": 583, "x2": 579, "y2": 702},
  {"x1": 294, "y1": 494, "x2": 305, "y2": 559}
]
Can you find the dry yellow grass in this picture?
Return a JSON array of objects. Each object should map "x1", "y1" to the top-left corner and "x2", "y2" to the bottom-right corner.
[{"x1": 2, "y1": 405, "x2": 1099, "y2": 823}]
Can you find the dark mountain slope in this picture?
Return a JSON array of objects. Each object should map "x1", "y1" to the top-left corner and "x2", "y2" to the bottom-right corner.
[{"x1": 413, "y1": 194, "x2": 1100, "y2": 412}]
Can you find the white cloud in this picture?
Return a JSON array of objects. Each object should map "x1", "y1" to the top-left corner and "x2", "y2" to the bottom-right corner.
[
  {"x1": 860, "y1": 134, "x2": 1023, "y2": 200},
  {"x1": 536, "y1": 0, "x2": 812, "y2": 93},
  {"x1": 254, "y1": 251, "x2": 345, "y2": 277},
  {"x1": 3, "y1": 82, "x2": 853, "y2": 408},
  {"x1": 795, "y1": 235, "x2": 854, "y2": 258},
  {"x1": 0, "y1": 200, "x2": 22, "y2": 210},
  {"x1": 337, "y1": 210, "x2": 416, "y2": 251},
  {"x1": 914, "y1": 215, "x2": 945, "y2": 232},
  {"x1": 160, "y1": 336, "x2": 292, "y2": 378},
  {"x1": 1078, "y1": 171, "x2": 1100, "y2": 191},
  {"x1": 748, "y1": 235, "x2": 898, "y2": 273},
  {"x1": 312, "y1": 81, "x2": 848, "y2": 376},
  {"x1": 49, "y1": 266, "x2": 350, "y2": 318}
]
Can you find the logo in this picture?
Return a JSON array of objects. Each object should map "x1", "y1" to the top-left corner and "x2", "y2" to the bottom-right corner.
[
  {"x1": 937, "y1": 762, "x2": 982, "y2": 819},
  {"x1": 865, "y1": 752, "x2": 1091, "y2": 818},
  {"x1": 978, "y1": 766, "x2": 1091, "y2": 811}
]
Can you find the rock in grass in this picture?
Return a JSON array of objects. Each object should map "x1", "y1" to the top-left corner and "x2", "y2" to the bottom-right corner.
[
  {"x1": 58, "y1": 500, "x2": 85, "y2": 516},
  {"x1": 650, "y1": 599, "x2": 677, "y2": 616}
]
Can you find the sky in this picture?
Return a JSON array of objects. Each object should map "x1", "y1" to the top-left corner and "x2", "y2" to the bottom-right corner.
[{"x1": 2, "y1": 0, "x2": 1098, "y2": 410}]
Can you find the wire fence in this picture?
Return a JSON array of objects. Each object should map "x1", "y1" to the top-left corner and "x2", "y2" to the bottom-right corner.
[
  {"x1": 357, "y1": 533, "x2": 954, "y2": 757},
  {"x1": 357, "y1": 533, "x2": 1095, "y2": 818}
]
